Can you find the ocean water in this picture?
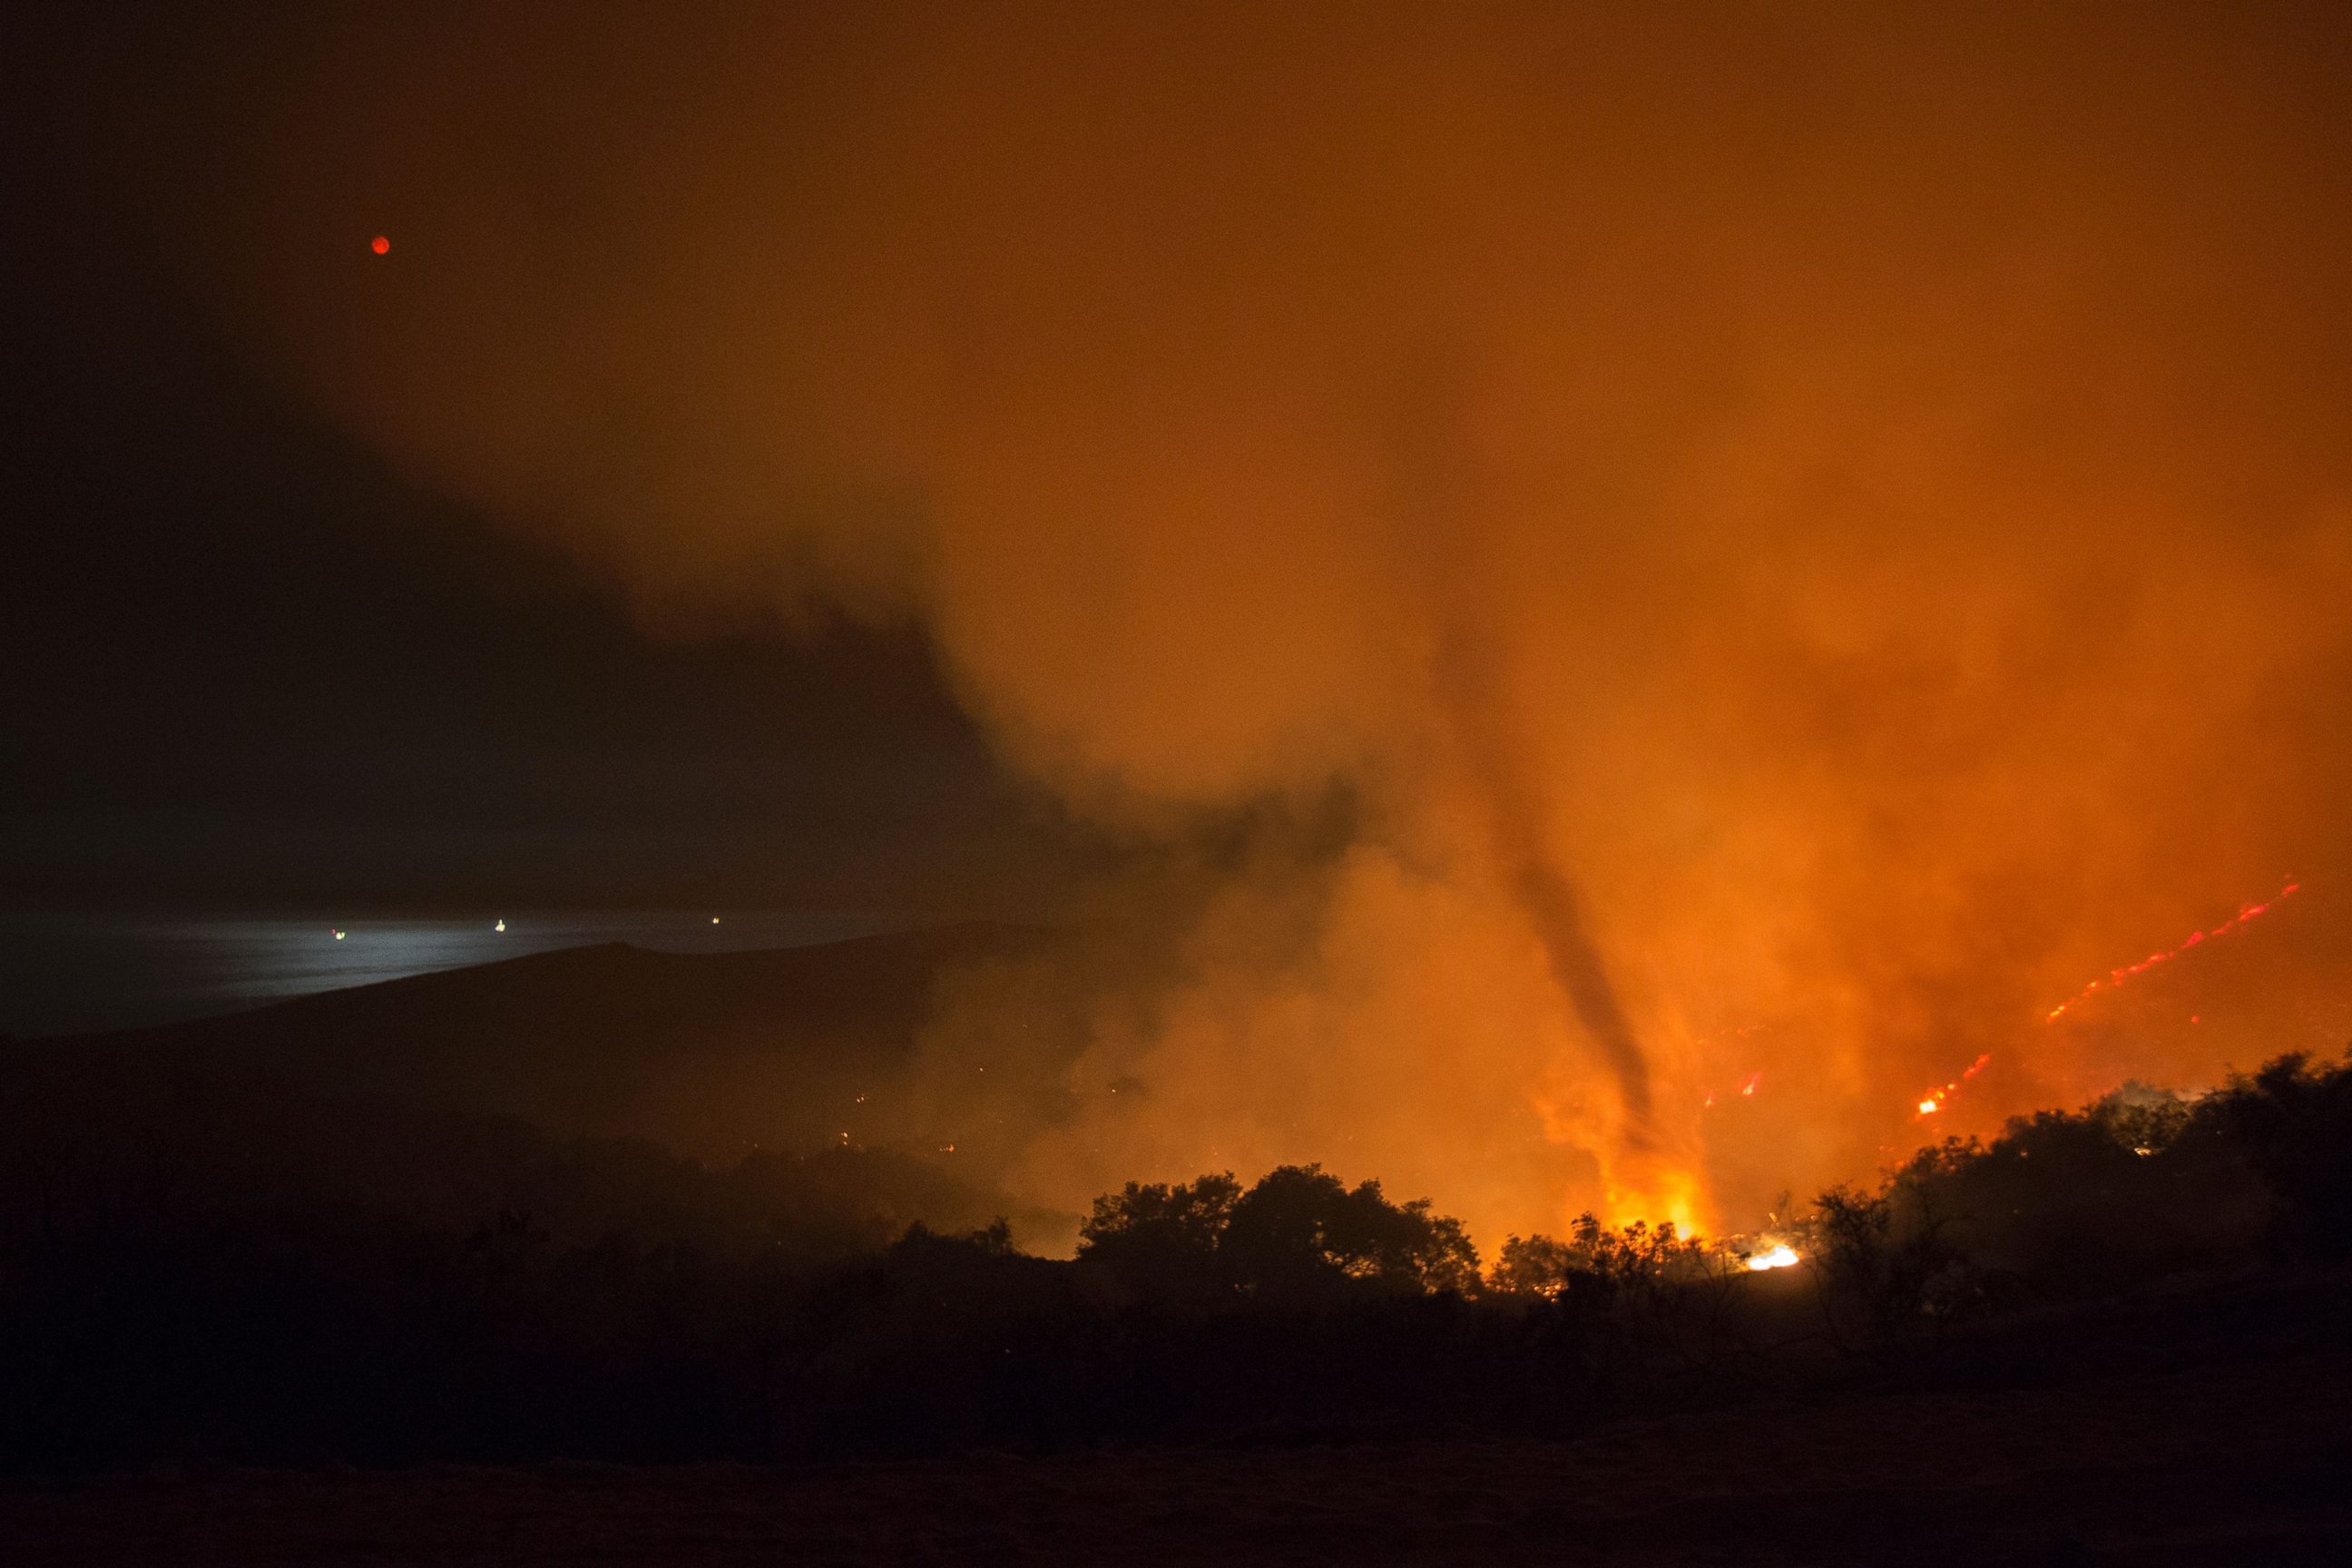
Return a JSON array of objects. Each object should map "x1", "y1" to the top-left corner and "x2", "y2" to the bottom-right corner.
[{"x1": 0, "y1": 910, "x2": 896, "y2": 1039}]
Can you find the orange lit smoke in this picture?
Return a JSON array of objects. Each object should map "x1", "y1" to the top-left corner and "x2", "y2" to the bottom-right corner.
[{"x1": 152, "y1": 5, "x2": 2352, "y2": 1243}]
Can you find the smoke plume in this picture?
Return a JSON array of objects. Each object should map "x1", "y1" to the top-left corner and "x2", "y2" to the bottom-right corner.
[{"x1": 87, "y1": 2, "x2": 2352, "y2": 1239}]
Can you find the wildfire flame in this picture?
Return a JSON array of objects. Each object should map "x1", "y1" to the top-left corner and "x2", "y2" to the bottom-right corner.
[
  {"x1": 1745, "y1": 1243, "x2": 1800, "y2": 1271},
  {"x1": 1906, "y1": 878, "x2": 2306, "y2": 1120},
  {"x1": 1915, "y1": 1053, "x2": 1992, "y2": 1120},
  {"x1": 2043, "y1": 880, "x2": 2302, "y2": 1023},
  {"x1": 1701, "y1": 1069, "x2": 1763, "y2": 1111}
]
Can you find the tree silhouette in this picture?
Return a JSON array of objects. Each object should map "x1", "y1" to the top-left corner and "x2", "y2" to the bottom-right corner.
[
  {"x1": 1077, "y1": 1164, "x2": 1478, "y2": 1298},
  {"x1": 1075, "y1": 1171, "x2": 1240, "y2": 1296},
  {"x1": 1222, "y1": 1164, "x2": 1479, "y2": 1296}
]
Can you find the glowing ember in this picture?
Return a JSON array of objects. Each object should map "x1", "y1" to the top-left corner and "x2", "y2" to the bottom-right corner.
[
  {"x1": 1914, "y1": 1053, "x2": 1992, "y2": 1119},
  {"x1": 1700, "y1": 1069, "x2": 1764, "y2": 1111},
  {"x1": 1745, "y1": 1243, "x2": 1800, "y2": 1271},
  {"x1": 2044, "y1": 879, "x2": 2303, "y2": 1022}
]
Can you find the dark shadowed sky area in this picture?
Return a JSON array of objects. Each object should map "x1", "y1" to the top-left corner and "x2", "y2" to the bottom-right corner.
[{"x1": 2, "y1": 14, "x2": 1108, "y2": 923}]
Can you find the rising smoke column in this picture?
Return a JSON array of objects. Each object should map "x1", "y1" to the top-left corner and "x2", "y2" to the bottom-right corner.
[
  {"x1": 1426, "y1": 624, "x2": 1717, "y2": 1228},
  {"x1": 1434, "y1": 632, "x2": 1653, "y2": 1142}
]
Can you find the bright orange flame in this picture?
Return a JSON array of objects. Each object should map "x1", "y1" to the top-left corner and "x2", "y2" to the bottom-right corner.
[
  {"x1": 1913, "y1": 1053, "x2": 1990, "y2": 1119},
  {"x1": 1745, "y1": 1243, "x2": 1800, "y2": 1271}
]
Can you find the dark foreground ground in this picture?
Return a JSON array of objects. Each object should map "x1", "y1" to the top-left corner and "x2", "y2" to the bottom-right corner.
[{"x1": 9, "y1": 1280, "x2": 2349, "y2": 1568}]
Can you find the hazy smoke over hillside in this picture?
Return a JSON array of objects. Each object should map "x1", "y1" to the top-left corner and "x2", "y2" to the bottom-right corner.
[{"x1": 103, "y1": 3, "x2": 2352, "y2": 1236}]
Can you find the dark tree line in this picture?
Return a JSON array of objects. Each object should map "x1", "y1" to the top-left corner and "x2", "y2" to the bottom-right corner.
[{"x1": 4, "y1": 1041, "x2": 2350, "y2": 1471}]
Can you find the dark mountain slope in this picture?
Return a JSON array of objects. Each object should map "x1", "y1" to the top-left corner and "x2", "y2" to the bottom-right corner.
[{"x1": 34, "y1": 923, "x2": 1045, "y2": 1156}]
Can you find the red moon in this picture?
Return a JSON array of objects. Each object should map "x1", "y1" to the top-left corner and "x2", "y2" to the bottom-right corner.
[{"x1": 369, "y1": 235, "x2": 390, "y2": 255}]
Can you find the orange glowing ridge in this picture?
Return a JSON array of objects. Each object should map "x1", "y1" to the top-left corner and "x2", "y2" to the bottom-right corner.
[{"x1": 2042, "y1": 878, "x2": 2303, "y2": 1024}]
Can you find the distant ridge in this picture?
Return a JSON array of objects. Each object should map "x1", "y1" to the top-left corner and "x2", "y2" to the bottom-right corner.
[{"x1": 34, "y1": 922, "x2": 1047, "y2": 1157}]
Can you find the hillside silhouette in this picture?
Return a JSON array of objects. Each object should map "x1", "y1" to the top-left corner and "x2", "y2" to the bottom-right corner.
[{"x1": 34, "y1": 923, "x2": 1044, "y2": 1157}]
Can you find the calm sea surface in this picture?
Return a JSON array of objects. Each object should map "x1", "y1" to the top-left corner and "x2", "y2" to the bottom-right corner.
[{"x1": 0, "y1": 911, "x2": 897, "y2": 1039}]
